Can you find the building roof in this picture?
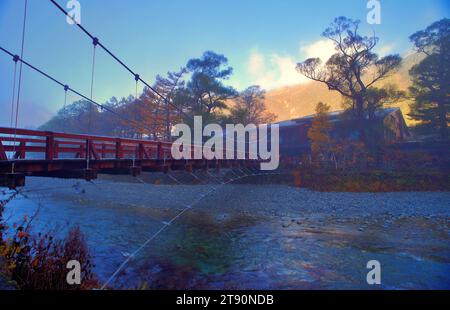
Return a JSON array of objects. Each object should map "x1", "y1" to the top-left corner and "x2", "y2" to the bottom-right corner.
[{"x1": 275, "y1": 107, "x2": 401, "y2": 128}]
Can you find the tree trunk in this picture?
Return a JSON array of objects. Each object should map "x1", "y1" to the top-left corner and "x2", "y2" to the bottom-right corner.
[
  {"x1": 355, "y1": 97, "x2": 366, "y2": 142},
  {"x1": 165, "y1": 101, "x2": 171, "y2": 141}
]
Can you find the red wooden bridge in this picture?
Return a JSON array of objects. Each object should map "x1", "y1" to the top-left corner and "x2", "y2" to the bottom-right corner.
[{"x1": 0, "y1": 127, "x2": 259, "y2": 189}]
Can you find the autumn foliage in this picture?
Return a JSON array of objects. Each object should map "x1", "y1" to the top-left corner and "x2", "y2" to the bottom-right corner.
[
  {"x1": 308, "y1": 102, "x2": 333, "y2": 166},
  {"x1": 0, "y1": 198, "x2": 98, "y2": 290}
]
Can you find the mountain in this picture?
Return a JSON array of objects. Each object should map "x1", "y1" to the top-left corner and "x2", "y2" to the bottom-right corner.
[{"x1": 265, "y1": 53, "x2": 424, "y2": 124}]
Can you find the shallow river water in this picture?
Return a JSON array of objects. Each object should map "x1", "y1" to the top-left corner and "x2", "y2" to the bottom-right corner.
[{"x1": 2, "y1": 174, "x2": 449, "y2": 289}]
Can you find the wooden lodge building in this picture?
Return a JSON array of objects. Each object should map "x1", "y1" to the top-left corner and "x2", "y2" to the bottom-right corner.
[{"x1": 276, "y1": 107, "x2": 411, "y2": 157}]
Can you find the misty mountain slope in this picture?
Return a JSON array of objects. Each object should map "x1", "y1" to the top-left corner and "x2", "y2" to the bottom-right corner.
[{"x1": 265, "y1": 53, "x2": 424, "y2": 124}]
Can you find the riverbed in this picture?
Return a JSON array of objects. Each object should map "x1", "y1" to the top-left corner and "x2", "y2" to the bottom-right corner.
[{"x1": 1, "y1": 173, "x2": 449, "y2": 289}]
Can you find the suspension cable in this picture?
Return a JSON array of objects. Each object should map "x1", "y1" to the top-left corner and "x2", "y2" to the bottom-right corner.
[
  {"x1": 0, "y1": 45, "x2": 160, "y2": 137},
  {"x1": 63, "y1": 84, "x2": 69, "y2": 133},
  {"x1": 134, "y1": 74, "x2": 139, "y2": 141},
  {"x1": 86, "y1": 39, "x2": 98, "y2": 169},
  {"x1": 89, "y1": 39, "x2": 98, "y2": 132},
  {"x1": 7, "y1": 0, "x2": 268, "y2": 159},
  {"x1": 14, "y1": 0, "x2": 28, "y2": 132},
  {"x1": 8, "y1": 56, "x2": 19, "y2": 167},
  {"x1": 11, "y1": 0, "x2": 28, "y2": 170},
  {"x1": 135, "y1": 74, "x2": 139, "y2": 100},
  {"x1": 9, "y1": 56, "x2": 19, "y2": 130},
  {"x1": 48, "y1": 0, "x2": 191, "y2": 121},
  {"x1": 49, "y1": 0, "x2": 270, "y2": 152}
]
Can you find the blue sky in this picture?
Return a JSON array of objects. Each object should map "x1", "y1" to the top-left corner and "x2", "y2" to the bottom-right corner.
[{"x1": 0, "y1": 0, "x2": 448, "y2": 128}]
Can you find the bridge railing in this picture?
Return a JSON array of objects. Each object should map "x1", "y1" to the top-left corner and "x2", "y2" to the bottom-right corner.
[
  {"x1": 0, "y1": 127, "x2": 174, "y2": 161},
  {"x1": 0, "y1": 127, "x2": 257, "y2": 162}
]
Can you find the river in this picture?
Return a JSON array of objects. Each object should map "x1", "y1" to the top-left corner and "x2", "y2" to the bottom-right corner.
[{"x1": 2, "y1": 173, "x2": 449, "y2": 289}]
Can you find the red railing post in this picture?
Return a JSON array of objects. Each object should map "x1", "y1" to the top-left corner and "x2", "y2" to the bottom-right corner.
[
  {"x1": 85, "y1": 139, "x2": 90, "y2": 160},
  {"x1": 89, "y1": 140, "x2": 100, "y2": 160},
  {"x1": 53, "y1": 141, "x2": 59, "y2": 159},
  {"x1": 115, "y1": 138, "x2": 122, "y2": 159},
  {"x1": 157, "y1": 142, "x2": 163, "y2": 160},
  {"x1": 78, "y1": 143, "x2": 84, "y2": 159},
  {"x1": 45, "y1": 132, "x2": 54, "y2": 160},
  {"x1": 0, "y1": 140, "x2": 7, "y2": 160},
  {"x1": 14, "y1": 142, "x2": 26, "y2": 159},
  {"x1": 138, "y1": 143, "x2": 144, "y2": 160}
]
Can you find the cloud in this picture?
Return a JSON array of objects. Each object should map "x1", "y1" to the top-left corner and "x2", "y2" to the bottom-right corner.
[
  {"x1": 248, "y1": 51, "x2": 265, "y2": 75},
  {"x1": 300, "y1": 39, "x2": 336, "y2": 63},
  {"x1": 247, "y1": 51, "x2": 308, "y2": 90},
  {"x1": 376, "y1": 43, "x2": 396, "y2": 57},
  {"x1": 245, "y1": 39, "x2": 336, "y2": 90}
]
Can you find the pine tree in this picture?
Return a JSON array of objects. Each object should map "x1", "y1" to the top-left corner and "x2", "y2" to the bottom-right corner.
[{"x1": 409, "y1": 18, "x2": 450, "y2": 141}]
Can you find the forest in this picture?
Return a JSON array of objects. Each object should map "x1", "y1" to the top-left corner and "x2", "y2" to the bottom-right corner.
[
  {"x1": 41, "y1": 17, "x2": 448, "y2": 155},
  {"x1": 40, "y1": 51, "x2": 276, "y2": 140}
]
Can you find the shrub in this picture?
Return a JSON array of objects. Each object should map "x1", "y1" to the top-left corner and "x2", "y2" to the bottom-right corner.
[
  {"x1": 299, "y1": 169, "x2": 449, "y2": 192},
  {"x1": 0, "y1": 193, "x2": 98, "y2": 290}
]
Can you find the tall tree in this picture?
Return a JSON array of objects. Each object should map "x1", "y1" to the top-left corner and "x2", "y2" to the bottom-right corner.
[
  {"x1": 186, "y1": 51, "x2": 238, "y2": 116},
  {"x1": 141, "y1": 69, "x2": 187, "y2": 139},
  {"x1": 158, "y1": 69, "x2": 187, "y2": 140},
  {"x1": 296, "y1": 17, "x2": 402, "y2": 140},
  {"x1": 409, "y1": 18, "x2": 449, "y2": 141},
  {"x1": 230, "y1": 85, "x2": 277, "y2": 125},
  {"x1": 308, "y1": 102, "x2": 333, "y2": 165}
]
